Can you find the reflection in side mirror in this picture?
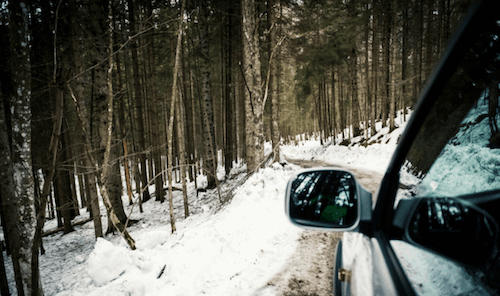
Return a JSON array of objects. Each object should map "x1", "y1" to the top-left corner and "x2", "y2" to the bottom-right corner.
[
  {"x1": 286, "y1": 169, "x2": 358, "y2": 229},
  {"x1": 407, "y1": 197, "x2": 498, "y2": 266}
]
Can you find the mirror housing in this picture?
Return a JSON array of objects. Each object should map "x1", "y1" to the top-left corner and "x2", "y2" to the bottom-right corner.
[
  {"x1": 393, "y1": 197, "x2": 499, "y2": 266},
  {"x1": 285, "y1": 168, "x2": 372, "y2": 232}
]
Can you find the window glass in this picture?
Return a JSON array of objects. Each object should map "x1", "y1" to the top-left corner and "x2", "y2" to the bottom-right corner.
[{"x1": 397, "y1": 89, "x2": 500, "y2": 202}]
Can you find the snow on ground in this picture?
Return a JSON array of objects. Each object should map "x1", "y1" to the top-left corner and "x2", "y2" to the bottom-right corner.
[
  {"x1": 6, "y1": 162, "x2": 304, "y2": 296},
  {"x1": 78, "y1": 165, "x2": 304, "y2": 296},
  {"x1": 4, "y1": 108, "x2": 494, "y2": 295}
]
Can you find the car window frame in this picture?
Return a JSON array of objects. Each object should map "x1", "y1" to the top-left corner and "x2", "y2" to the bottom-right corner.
[{"x1": 369, "y1": 0, "x2": 497, "y2": 295}]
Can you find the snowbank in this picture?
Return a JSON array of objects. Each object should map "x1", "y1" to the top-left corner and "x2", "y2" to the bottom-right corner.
[{"x1": 48, "y1": 163, "x2": 303, "y2": 296}]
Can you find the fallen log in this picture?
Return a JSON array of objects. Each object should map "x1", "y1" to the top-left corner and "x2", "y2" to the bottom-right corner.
[{"x1": 42, "y1": 217, "x2": 93, "y2": 237}]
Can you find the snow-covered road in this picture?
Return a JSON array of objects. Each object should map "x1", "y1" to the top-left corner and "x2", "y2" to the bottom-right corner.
[{"x1": 264, "y1": 157, "x2": 384, "y2": 296}]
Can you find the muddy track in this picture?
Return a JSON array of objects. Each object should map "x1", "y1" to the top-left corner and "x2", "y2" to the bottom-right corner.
[{"x1": 260, "y1": 158, "x2": 383, "y2": 296}]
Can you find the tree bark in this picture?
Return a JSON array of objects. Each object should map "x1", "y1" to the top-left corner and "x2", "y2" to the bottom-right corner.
[
  {"x1": 364, "y1": 5, "x2": 373, "y2": 136},
  {"x1": 224, "y1": 4, "x2": 235, "y2": 175},
  {"x1": 381, "y1": 0, "x2": 391, "y2": 128},
  {"x1": 145, "y1": 1, "x2": 165, "y2": 203},
  {"x1": 242, "y1": 0, "x2": 265, "y2": 172},
  {"x1": 198, "y1": 1, "x2": 218, "y2": 188},
  {"x1": 371, "y1": 0, "x2": 379, "y2": 134},
  {"x1": 2, "y1": 2, "x2": 43, "y2": 294},
  {"x1": 165, "y1": 0, "x2": 186, "y2": 233},
  {"x1": 181, "y1": 42, "x2": 196, "y2": 182},
  {"x1": 69, "y1": 0, "x2": 103, "y2": 237},
  {"x1": 90, "y1": 1, "x2": 128, "y2": 233},
  {"x1": 389, "y1": 2, "x2": 396, "y2": 132},
  {"x1": 176, "y1": 95, "x2": 189, "y2": 218},
  {"x1": 77, "y1": 117, "x2": 103, "y2": 239},
  {"x1": 128, "y1": 0, "x2": 151, "y2": 203},
  {"x1": 269, "y1": 0, "x2": 281, "y2": 161},
  {"x1": 402, "y1": 0, "x2": 409, "y2": 120},
  {"x1": 115, "y1": 45, "x2": 134, "y2": 205},
  {"x1": 424, "y1": 0, "x2": 434, "y2": 84}
]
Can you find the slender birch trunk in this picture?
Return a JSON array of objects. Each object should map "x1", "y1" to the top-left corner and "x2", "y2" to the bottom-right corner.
[{"x1": 165, "y1": 0, "x2": 185, "y2": 233}]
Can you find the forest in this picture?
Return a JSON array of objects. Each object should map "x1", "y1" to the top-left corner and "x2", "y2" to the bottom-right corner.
[{"x1": 0, "y1": 0, "x2": 472, "y2": 295}]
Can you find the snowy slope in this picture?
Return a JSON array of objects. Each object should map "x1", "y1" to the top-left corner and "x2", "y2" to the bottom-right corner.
[{"x1": 7, "y1": 162, "x2": 304, "y2": 296}]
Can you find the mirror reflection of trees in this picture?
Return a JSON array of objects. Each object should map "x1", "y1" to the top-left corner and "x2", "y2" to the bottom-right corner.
[
  {"x1": 408, "y1": 197, "x2": 498, "y2": 266},
  {"x1": 290, "y1": 171, "x2": 357, "y2": 226}
]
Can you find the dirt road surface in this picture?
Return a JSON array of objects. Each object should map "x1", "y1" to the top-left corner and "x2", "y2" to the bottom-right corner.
[{"x1": 260, "y1": 158, "x2": 383, "y2": 296}]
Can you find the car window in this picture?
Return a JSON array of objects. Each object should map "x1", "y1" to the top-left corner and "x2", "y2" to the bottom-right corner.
[
  {"x1": 396, "y1": 19, "x2": 500, "y2": 204},
  {"x1": 392, "y1": 14, "x2": 500, "y2": 296},
  {"x1": 398, "y1": 89, "x2": 500, "y2": 201}
]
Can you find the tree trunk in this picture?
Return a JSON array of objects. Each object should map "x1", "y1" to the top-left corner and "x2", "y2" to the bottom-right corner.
[
  {"x1": 77, "y1": 118, "x2": 103, "y2": 239},
  {"x1": 414, "y1": 0, "x2": 424, "y2": 100},
  {"x1": 364, "y1": 5, "x2": 373, "y2": 136},
  {"x1": 115, "y1": 47, "x2": 134, "y2": 205},
  {"x1": 317, "y1": 83, "x2": 324, "y2": 145},
  {"x1": 331, "y1": 69, "x2": 337, "y2": 143},
  {"x1": 54, "y1": 165, "x2": 75, "y2": 235},
  {"x1": 402, "y1": 0, "x2": 409, "y2": 120},
  {"x1": 424, "y1": 0, "x2": 434, "y2": 84},
  {"x1": 165, "y1": 0, "x2": 186, "y2": 233},
  {"x1": 176, "y1": 95, "x2": 189, "y2": 218},
  {"x1": 242, "y1": 0, "x2": 265, "y2": 172},
  {"x1": 182, "y1": 42, "x2": 195, "y2": 182},
  {"x1": 350, "y1": 48, "x2": 361, "y2": 137},
  {"x1": 381, "y1": 0, "x2": 391, "y2": 128},
  {"x1": 2, "y1": 2, "x2": 43, "y2": 294},
  {"x1": 128, "y1": 0, "x2": 151, "y2": 203},
  {"x1": 235, "y1": 0, "x2": 246, "y2": 162},
  {"x1": 269, "y1": 0, "x2": 280, "y2": 161},
  {"x1": 145, "y1": 1, "x2": 165, "y2": 203},
  {"x1": 371, "y1": 0, "x2": 379, "y2": 134},
  {"x1": 91, "y1": 1, "x2": 128, "y2": 234},
  {"x1": 189, "y1": 70, "x2": 200, "y2": 189},
  {"x1": 69, "y1": 0, "x2": 136, "y2": 249},
  {"x1": 64, "y1": 128, "x2": 81, "y2": 215},
  {"x1": 198, "y1": 1, "x2": 218, "y2": 188},
  {"x1": 69, "y1": 0, "x2": 104, "y2": 237},
  {"x1": 224, "y1": 4, "x2": 235, "y2": 175},
  {"x1": 389, "y1": 2, "x2": 396, "y2": 132}
]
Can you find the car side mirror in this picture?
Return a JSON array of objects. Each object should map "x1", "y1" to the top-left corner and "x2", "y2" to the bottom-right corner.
[
  {"x1": 394, "y1": 197, "x2": 499, "y2": 266},
  {"x1": 285, "y1": 168, "x2": 372, "y2": 231}
]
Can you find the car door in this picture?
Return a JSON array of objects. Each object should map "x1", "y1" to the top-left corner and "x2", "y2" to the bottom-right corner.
[{"x1": 367, "y1": 0, "x2": 500, "y2": 295}]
